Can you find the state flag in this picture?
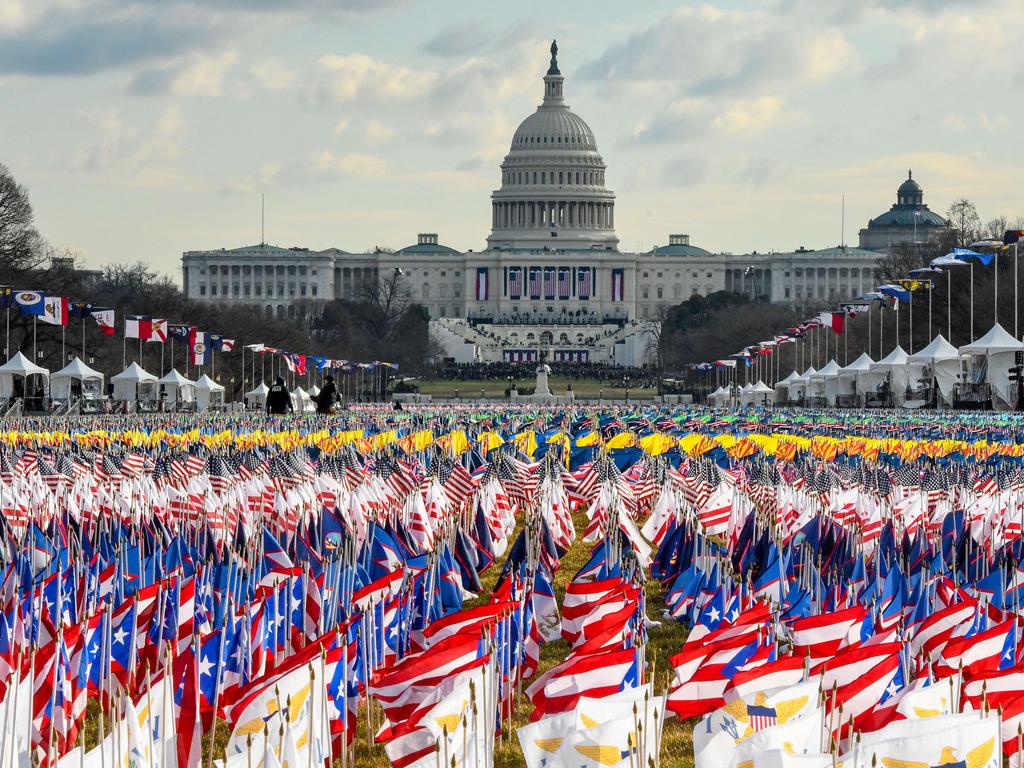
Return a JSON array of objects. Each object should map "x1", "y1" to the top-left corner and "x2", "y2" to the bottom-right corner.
[
  {"x1": 190, "y1": 330, "x2": 211, "y2": 366},
  {"x1": 125, "y1": 315, "x2": 152, "y2": 339},
  {"x1": 13, "y1": 290, "x2": 45, "y2": 316},
  {"x1": 40, "y1": 296, "x2": 69, "y2": 326},
  {"x1": 91, "y1": 309, "x2": 115, "y2": 336}
]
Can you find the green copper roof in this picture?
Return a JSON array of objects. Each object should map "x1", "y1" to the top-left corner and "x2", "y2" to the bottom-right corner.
[
  {"x1": 398, "y1": 242, "x2": 460, "y2": 255},
  {"x1": 650, "y1": 243, "x2": 713, "y2": 257},
  {"x1": 868, "y1": 206, "x2": 948, "y2": 228}
]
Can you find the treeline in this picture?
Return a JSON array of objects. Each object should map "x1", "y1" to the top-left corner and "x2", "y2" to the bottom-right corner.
[{"x1": 0, "y1": 163, "x2": 435, "y2": 396}]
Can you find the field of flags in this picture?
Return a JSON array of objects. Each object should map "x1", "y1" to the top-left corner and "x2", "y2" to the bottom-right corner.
[{"x1": 1, "y1": 405, "x2": 1024, "y2": 767}]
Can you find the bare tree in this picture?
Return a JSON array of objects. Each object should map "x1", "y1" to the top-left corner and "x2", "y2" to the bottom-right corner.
[
  {"x1": 0, "y1": 163, "x2": 44, "y2": 274},
  {"x1": 946, "y1": 198, "x2": 982, "y2": 247},
  {"x1": 984, "y1": 215, "x2": 1010, "y2": 241}
]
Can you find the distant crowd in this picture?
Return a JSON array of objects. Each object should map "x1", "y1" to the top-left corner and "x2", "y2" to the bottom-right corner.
[{"x1": 438, "y1": 361, "x2": 654, "y2": 386}]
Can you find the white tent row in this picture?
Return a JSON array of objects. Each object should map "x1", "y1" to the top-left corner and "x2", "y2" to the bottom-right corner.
[
  {"x1": 766, "y1": 326, "x2": 1023, "y2": 409},
  {"x1": 158, "y1": 369, "x2": 195, "y2": 404}
]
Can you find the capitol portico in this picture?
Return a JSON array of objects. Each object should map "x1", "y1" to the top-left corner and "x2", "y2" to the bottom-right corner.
[{"x1": 182, "y1": 42, "x2": 946, "y2": 366}]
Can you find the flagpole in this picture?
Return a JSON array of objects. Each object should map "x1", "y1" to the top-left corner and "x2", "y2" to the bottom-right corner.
[
  {"x1": 4, "y1": 304, "x2": 7, "y2": 359},
  {"x1": 1016, "y1": 240, "x2": 1020, "y2": 339},
  {"x1": 970, "y1": 262, "x2": 975, "y2": 342},
  {"x1": 32, "y1": 316, "x2": 36, "y2": 361},
  {"x1": 928, "y1": 281, "x2": 932, "y2": 342},
  {"x1": 61, "y1": 324, "x2": 65, "y2": 365},
  {"x1": 909, "y1": 293, "x2": 913, "y2": 354},
  {"x1": 81, "y1": 314, "x2": 85, "y2": 358},
  {"x1": 948, "y1": 270, "x2": 952, "y2": 342}
]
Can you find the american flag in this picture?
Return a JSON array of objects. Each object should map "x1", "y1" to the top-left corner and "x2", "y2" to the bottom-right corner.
[
  {"x1": 508, "y1": 267, "x2": 522, "y2": 298},
  {"x1": 543, "y1": 267, "x2": 556, "y2": 300},
  {"x1": 528, "y1": 267, "x2": 542, "y2": 299},
  {"x1": 577, "y1": 267, "x2": 592, "y2": 299},
  {"x1": 558, "y1": 267, "x2": 571, "y2": 299}
]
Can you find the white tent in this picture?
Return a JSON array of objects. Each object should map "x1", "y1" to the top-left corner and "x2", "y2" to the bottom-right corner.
[
  {"x1": 809, "y1": 360, "x2": 842, "y2": 404},
  {"x1": 707, "y1": 385, "x2": 730, "y2": 406},
  {"x1": 158, "y1": 369, "x2": 196, "y2": 405},
  {"x1": 958, "y1": 323, "x2": 1024, "y2": 407},
  {"x1": 738, "y1": 381, "x2": 755, "y2": 406},
  {"x1": 50, "y1": 357, "x2": 102, "y2": 400},
  {"x1": 195, "y1": 374, "x2": 225, "y2": 411},
  {"x1": 837, "y1": 353, "x2": 875, "y2": 405},
  {"x1": 909, "y1": 335, "x2": 961, "y2": 406},
  {"x1": 0, "y1": 352, "x2": 49, "y2": 400},
  {"x1": 870, "y1": 346, "x2": 917, "y2": 406},
  {"x1": 292, "y1": 386, "x2": 314, "y2": 412},
  {"x1": 788, "y1": 367, "x2": 816, "y2": 404},
  {"x1": 245, "y1": 382, "x2": 269, "y2": 408},
  {"x1": 774, "y1": 371, "x2": 799, "y2": 403},
  {"x1": 749, "y1": 380, "x2": 775, "y2": 406},
  {"x1": 111, "y1": 362, "x2": 158, "y2": 403}
]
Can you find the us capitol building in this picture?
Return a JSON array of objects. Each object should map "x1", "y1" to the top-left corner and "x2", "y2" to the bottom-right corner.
[{"x1": 182, "y1": 42, "x2": 949, "y2": 366}]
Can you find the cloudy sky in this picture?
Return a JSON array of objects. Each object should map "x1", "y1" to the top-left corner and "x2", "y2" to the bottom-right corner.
[{"x1": 1, "y1": 0, "x2": 1021, "y2": 275}]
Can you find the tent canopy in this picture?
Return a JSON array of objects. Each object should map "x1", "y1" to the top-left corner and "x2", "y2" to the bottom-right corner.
[
  {"x1": 0, "y1": 351, "x2": 48, "y2": 378},
  {"x1": 909, "y1": 334, "x2": 959, "y2": 363},
  {"x1": 872, "y1": 346, "x2": 909, "y2": 370},
  {"x1": 52, "y1": 357, "x2": 102, "y2": 382},
  {"x1": 246, "y1": 382, "x2": 269, "y2": 397},
  {"x1": 195, "y1": 374, "x2": 224, "y2": 392},
  {"x1": 751, "y1": 380, "x2": 774, "y2": 394},
  {"x1": 111, "y1": 362, "x2": 157, "y2": 383},
  {"x1": 811, "y1": 360, "x2": 842, "y2": 379},
  {"x1": 158, "y1": 369, "x2": 195, "y2": 386},
  {"x1": 840, "y1": 353, "x2": 875, "y2": 375},
  {"x1": 959, "y1": 323, "x2": 1024, "y2": 355}
]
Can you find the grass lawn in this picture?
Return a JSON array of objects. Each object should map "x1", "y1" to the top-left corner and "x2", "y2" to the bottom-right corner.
[{"x1": 414, "y1": 377, "x2": 659, "y2": 399}]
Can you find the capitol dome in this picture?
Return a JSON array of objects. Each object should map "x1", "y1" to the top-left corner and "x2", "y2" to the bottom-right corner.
[
  {"x1": 487, "y1": 41, "x2": 618, "y2": 251},
  {"x1": 510, "y1": 107, "x2": 597, "y2": 152}
]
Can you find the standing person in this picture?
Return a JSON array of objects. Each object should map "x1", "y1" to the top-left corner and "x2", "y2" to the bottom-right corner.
[
  {"x1": 266, "y1": 376, "x2": 293, "y2": 415},
  {"x1": 315, "y1": 375, "x2": 339, "y2": 415}
]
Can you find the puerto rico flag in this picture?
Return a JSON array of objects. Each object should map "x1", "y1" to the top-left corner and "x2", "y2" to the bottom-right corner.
[
  {"x1": 508, "y1": 267, "x2": 522, "y2": 299},
  {"x1": 125, "y1": 315, "x2": 152, "y2": 339},
  {"x1": 528, "y1": 267, "x2": 542, "y2": 299},
  {"x1": 558, "y1": 267, "x2": 571, "y2": 299},
  {"x1": 476, "y1": 268, "x2": 488, "y2": 301},
  {"x1": 611, "y1": 268, "x2": 625, "y2": 302},
  {"x1": 578, "y1": 267, "x2": 592, "y2": 299},
  {"x1": 189, "y1": 330, "x2": 211, "y2": 366},
  {"x1": 40, "y1": 296, "x2": 69, "y2": 326}
]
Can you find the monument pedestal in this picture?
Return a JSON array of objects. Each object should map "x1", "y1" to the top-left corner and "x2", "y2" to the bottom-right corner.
[{"x1": 510, "y1": 363, "x2": 574, "y2": 405}]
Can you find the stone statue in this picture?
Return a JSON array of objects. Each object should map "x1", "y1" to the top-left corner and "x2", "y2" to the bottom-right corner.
[
  {"x1": 535, "y1": 362, "x2": 552, "y2": 396},
  {"x1": 548, "y1": 39, "x2": 559, "y2": 74}
]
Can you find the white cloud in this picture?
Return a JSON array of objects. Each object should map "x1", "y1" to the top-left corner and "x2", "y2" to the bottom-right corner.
[
  {"x1": 250, "y1": 59, "x2": 295, "y2": 91},
  {"x1": 171, "y1": 51, "x2": 238, "y2": 96},
  {"x1": 712, "y1": 97, "x2": 788, "y2": 137},
  {"x1": 310, "y1": 52, "x2": 435, "y2": 105},
  {"x1": 364, "y1": 120, "x2": 395, "y2": 142}
]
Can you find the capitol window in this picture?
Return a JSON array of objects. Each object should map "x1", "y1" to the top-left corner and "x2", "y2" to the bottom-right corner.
[{"x1": 200, "y1": 286, "x2": 206, "y2": 296}]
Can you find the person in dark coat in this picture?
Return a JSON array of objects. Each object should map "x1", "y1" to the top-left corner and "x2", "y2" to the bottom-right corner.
[
  {"x1": 266, "y1": 376, "x2": 293, "y2": 415},
  {"x1": 315, "y1": 375, "x2": 339, "y2": 415}
]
